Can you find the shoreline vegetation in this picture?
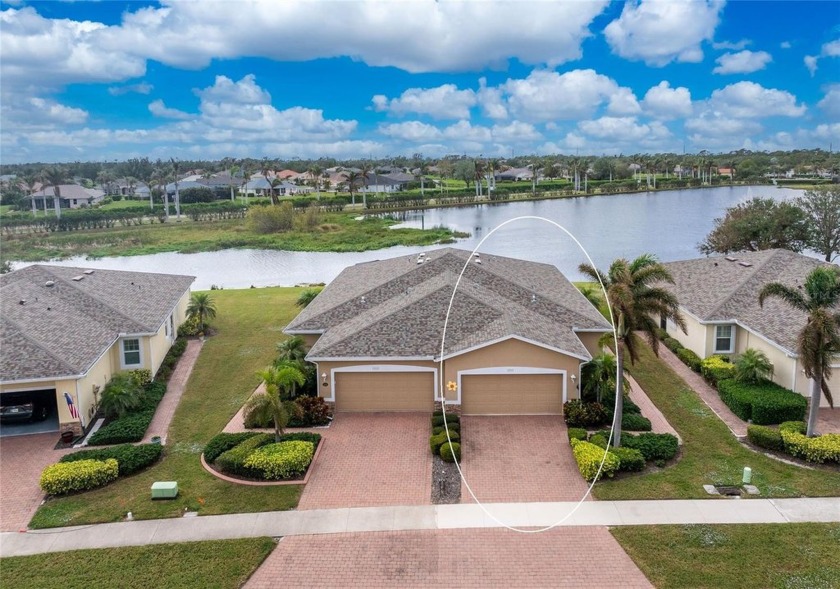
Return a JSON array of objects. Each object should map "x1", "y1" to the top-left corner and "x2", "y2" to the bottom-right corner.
[{"x1": 0, "y1": 180, "x2": 811, "y2": 264}]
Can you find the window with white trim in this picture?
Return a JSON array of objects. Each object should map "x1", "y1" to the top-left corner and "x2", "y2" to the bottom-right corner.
[
  {"x1": 122, "y1": 338, "x2": 142, "y2": 366},
  {"x1": 165, "y1": 314, "x2": 174, "y2": 340},
  {"x1": 714, "y1": 325, "x2": 734, "y2": 354}
]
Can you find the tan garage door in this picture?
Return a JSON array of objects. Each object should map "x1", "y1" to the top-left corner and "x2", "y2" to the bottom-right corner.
[
  {"x1": 335, "y1": 371, "x2": 434, "y2": 412},
  {"x1": 461, "y1": 373, "x2": 563, "y2": 415}
]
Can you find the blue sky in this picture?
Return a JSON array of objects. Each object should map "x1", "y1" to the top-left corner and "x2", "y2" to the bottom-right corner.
[{"x1": 1, "y1": 0, "x2": 838, "y2": 163}]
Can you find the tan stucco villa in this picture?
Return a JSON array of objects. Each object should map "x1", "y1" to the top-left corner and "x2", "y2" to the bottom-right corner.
[
  {"x1": 0, "y1": 265, "x2": 194, "y2": 435},
  {"x1": 661, "y1": 249, "x2": 839, "y2": 407},
  {"x1": 285, "y1": 248, "x2": 612, "y2": 414}
]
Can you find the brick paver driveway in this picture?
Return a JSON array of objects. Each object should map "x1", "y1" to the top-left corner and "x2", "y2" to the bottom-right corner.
[
  {"x1": 297, "y1": 413, "x2": 432, "y2": 510},
  {"x1": 245, "y1": 528, "x2": 652, "y2": 588},
  {"x1": 0, "y1": 433, "x2": 70, "y2": 531},
  {"x1": 460, "y1": 416, "x2": 589, "y2": 503}
]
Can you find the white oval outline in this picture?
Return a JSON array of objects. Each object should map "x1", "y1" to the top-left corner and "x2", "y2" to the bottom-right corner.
[{"x1": 438, "y1": 215, "x2": 619, "y2": 533}]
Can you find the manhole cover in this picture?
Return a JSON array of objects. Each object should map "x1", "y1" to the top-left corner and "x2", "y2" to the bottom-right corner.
[{"x1": 714, "y1": 485, "x2": 742, "y2": 496}]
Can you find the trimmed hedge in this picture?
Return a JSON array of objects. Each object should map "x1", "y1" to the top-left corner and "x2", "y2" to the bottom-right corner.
[
  {"x1": 622, "y1": 413, "x2": 652, "y2": 432},
  {"x1": 589, "y1": 434, "x2": 608, "y2": 449},
  {"x1": 780, "y1": 421, "x2": 807, "y2": 435},
  {"x1": 611, "y1": 446, "x2": 646, "y2": 472},
  {"x1": 432, "y1": 423, "x2": 461, "y2": 435},
  {"x1": 279, "y1": 432, "x2": 322, "y2": 448},
  {"x1": 781, "y1": 429, "x2": 840, "y2": 464},
  {"x1": 701, "y1": 355, "x2": 735, "y2": 385},
  {"x1": 203, "y1": 432, "x2": 260, "y2": 463},
  {"x1": 431, "y1": 414, "x2": 460, "y2": 427},
  {"x1": 40, "y1": 459, "x2": 119, "y2": 495},
  {"x1": 622, "y1": 433, "x2": 679, "y2": 462},
  {"x1": 747, "y1": 425, "x2": 785, "y2": 452},
  {"x1": 430, "y1": 430, "x2": 460, "y2": 455},
  {"x1": 243, "y1": 441, "x2": 315, "y2": 480},
  {"x1": 717, "y1": 379, "x2": 806, "y2": 424},
  {"x1": 663, "y1": 337, "x2": 683, "y2": 353},
  {"x1": 215, "y1": 433, "x2": 273, "y2": 477},
  {"x1": 564, "y1": 400, "x2": 609, "y2": 428},
  {"x1": 88, "y1": 381, "x2": 168, "y2": 446},
  {"x1": 567, "y1": 427, "x2": 587, "y2": 441},
  {"x1": 676, "y1": 348, "x2": 702, "y2": 372},
  {"x1": 59, "y1": 443, "x2": 162, "y2": 476},
  {"x1": 570, "y1": 439, "x2": 619, "y2": 482},
  {"x1": 440, "y1": 441, "x2": 461, "y2": 463}
]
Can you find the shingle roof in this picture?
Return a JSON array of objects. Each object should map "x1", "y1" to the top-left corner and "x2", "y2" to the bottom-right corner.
[
  {"x1": 662, "y1": 249, "x2": 838, "y2": 353},
  {"x1": 286, "y1": 248, "x2": 611, "y2": 360},
  {"x1": 0, "y1": 265, "x2": 194, "y2": 382},
  {"x1": 29, "y1": 185, "x2": 100, "y2": 200}
]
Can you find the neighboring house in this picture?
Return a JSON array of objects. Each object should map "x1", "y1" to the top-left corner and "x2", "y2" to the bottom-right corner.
[
  {"x1": 285, "y1": 248, "x2": 612, "y2": 414},
  {"x1": 717, "y1": 167, "x2": 734, "y2": 177},
  {"x1": 495, "y1": 167, "x2": 533, "y2": 181},
  {"x1": 0, "y1": 265, "x2": 194, "y2": 436},
  {"x1": 277, "y1": 170, "x2": 300, "y2": 180},
  {"x1": 661, "y1": 249, "x2": 840, "y2": 407},
  {"x1": 28, "y1": 185, "x2": 105, "y2": 209},
  {"x1": 381, "y1": 171, "x2": 415, "y2": 184},
  {"x1": 358, "y1": 173, "x2": 406, "y2": 193},
  {"x1": 241, "y1": 177, "x2": 272, "y2": 197},
  {"x1": 164, "y1": 180, "x2": 208, "y2": 197}
]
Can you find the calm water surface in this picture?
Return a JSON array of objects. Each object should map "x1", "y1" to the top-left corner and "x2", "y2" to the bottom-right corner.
[{"x1": 21, "y1": 185, "x2": 805, "y2": 289}]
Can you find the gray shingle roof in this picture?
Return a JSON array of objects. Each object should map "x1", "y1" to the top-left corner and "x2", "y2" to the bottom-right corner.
[
  {"x1": 662, "y1": 249, "x2": 838, "y2": 353},
  {"x1": 286, "y1": 248, "x2": 611, "y2": 360},
  {"x1": 1, "y1": 265, "x2": 194, "y2": 382}
]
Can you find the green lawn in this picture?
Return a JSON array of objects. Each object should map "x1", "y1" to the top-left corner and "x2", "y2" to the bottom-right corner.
[
  {"x1": 0, "y1": 538, "x2": 275, "y2": 589},
  {"x1": 612, "y1": 523, "x2": 840, "y2": 589},
  {"x1": 98, "y1": 199, "x2": 151, "y2": 211},
  {"x1": 30, "y1": 288, "x2": 306, "y2": 528},
  {"x1": 592, "y1": 342, "x2": 840, "y2": 500}
]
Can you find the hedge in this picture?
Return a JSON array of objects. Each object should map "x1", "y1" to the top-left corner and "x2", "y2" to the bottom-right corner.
[
  {"x1": 243, "y1": 441, "x2": 315, "y2": 480},
  {"x1": 440, "y1": 441, "x2": 461, "y2": 463},
  {"x1": 570, "y1": 439, "x2": 619, "y2": 482},
  {"x1": 622, "y1": 413, "x2": 652, "y2": 432},
  {"x1": 701, "y1": 355, "x2": 735, "y2": 385},
  {"x1": 663, "y1": 337, "x2": 683, "y2": 353},
  {"x1": 611, "y1": 446, "x2": 646, "y2": 472},
  {"x1": 747, "y1": 425, "x2": 785, "y2": 452},
  {"x1": 59, "y1": 443, "x2": 162, "y2": 476},
  {"x1": 676, "y1": 348, "x2": 702, "y2": 372},
  {"x1": 564, "y1": 400, "x2": 609, "y2": 428},
  {"x1": 567, "y1": 427, "x2": 587, "y2": 441},
  {"x1": 717, "y1": 379, "x2": 806, "y2": 424},
  {"x1": 781, "y1": 429, "x2": 840, "y2": 464},
  {"x1": 203, "y1": 432, "x2": 260, "y2": 463},
  {"x1": 40, "y1": 459, "x2": 119, "y2": 495},
  {"x1": 432, "y1": 423, "x2": 460, "y2": 435},
  {"x1": 430, "y1": 430, "x2": 460, "y2": 455},
  {"x1": 431, "y1": 414, "x2": 460, "y2": 427},
  {"x1": 622, "y1": 433, "x2": 679, "y2": 462},
  {"x1": 215, "y1": 433, "x2": 273, "y2": 477}
]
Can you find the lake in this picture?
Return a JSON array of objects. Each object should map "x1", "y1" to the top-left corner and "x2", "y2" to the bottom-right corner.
[{"x1": 20, "y1": 185, "x2": 806, "y2": 289}]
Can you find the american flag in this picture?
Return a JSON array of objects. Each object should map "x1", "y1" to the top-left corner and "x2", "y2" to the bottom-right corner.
[{"x1": 64, "y1": 392, "x2": 79, "y2": 419}]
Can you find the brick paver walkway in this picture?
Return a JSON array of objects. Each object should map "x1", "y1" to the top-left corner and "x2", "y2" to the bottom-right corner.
[
  {"x1": 142, "y1": 338, "x2": 203, "y2": 444},
  {"x1": 0, "y1": 434, "x2": 70, "y2": 531},
  {"x1": 460, "y1": 416, "x2": 589, "y2": 504},
  {"x1": 626, "y1": 373, "x2": 682, "y2": 442},
  {"x1": 244, "y1": 528, "x2": 653, "y2": 588},
  {"x1": 297, "y1": 413, "x2": 432, "y2": 510},
  {"x1": 817, "y1": 408, "x2": 840, "y2": 435},
  {"x1": 657, "y1": 345, "x2": 748, "y2": 437}
]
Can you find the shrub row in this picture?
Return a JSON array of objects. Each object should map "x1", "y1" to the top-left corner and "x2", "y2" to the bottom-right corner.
[
  {"x1": 622, "y1": 413, "x2": 652, "y2": 432},
  {"x1": 610, "y1": 446, "x2": 647, "y2": 472},
  {"x1": 431, "y1": 413, "x2": 460, "y2": 428},
  {"x1": 676, "y1": 348, "x2": 702, "y2": 372},
  {"x1": 59, "y1": 443, "x2": 162, "y2": 476},
  {"x1": 440, "y1": 441, "x2": 461, "y2": 463},
  {"x1": 621, "y1": 432, "x2": 679, "y2": 462},
  {"x1": 216, "y1": 434, "x2": 274, "y2": 477},
  {"x1": 569, "y1": 439, "x2": 620, "y2": 481},
  {"x1": 40, "y1": 459, "x2": 119, "y2": 495},
  {"x1": 567, "y1": 427, "x2": 587, "y2": 441},
  {"x1": 780, "y1": 428, "x2": 840, "y2": 464},
  {"x1": 746, "y1": 425, "x2": 785, "y2": 452},
  {"x1": 243, "y1": 441, "x2": 315, "y2": 480},
  {"x1": 432, "y1": 422, "x2": 460, "y2": 435},
  {"x1": 245, "y1": 396, "x2": 332, "y2": 429},
  {"x1": 717, "y1": 378, "x2": 806, "y2": 424},
  {"x1": 430, "y1": 412, "x2": 462, "y2": 462},
  {"x1": 203, "y1": 432, "x2": 260, "y2": 463},
  {"x1": 430, "y1": 430, "x2": 460, "y2": 455},
  {"x1": 564, "y1": 400, "x2": 609, "y2": 428},
  {"x1": 87, "y1": 381, "x2": 167, "y2": 445},
  {"x1": 701, "y1": 355, "x2": 735, "y2": 385}
]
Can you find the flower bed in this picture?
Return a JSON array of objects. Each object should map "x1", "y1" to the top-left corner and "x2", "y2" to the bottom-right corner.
[
  {"x1": 567, "y1": 430, "x2": 679, "y2": 481},
  {"x1": 748, "y1": 421, "x2": 840, "y2": 465}
]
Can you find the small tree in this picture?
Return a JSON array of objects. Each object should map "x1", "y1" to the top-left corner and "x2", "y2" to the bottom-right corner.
[
  {"x1": 99, "y1": 373, "x2": 145, "y2": 419},
  {"x1": 186, "y1": 292, "x2": 217, "y2": 332},
  {"x1": 796, "y1": 186, "x2": 840, "y2": 262},
  {"x1": 296, "y1": 288, "x2": 322, "y2": 308},
  {"x1": 246, "y1": 364, "x2": 306, "y2": 441},
  {"x1": 733, "y1": 348, "x2": 774, "y2": 384},
  {"x1": 580, "y1": 353, "x2": 629, "y2": 404}
]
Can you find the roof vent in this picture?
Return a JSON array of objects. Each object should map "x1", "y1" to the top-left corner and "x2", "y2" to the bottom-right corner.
[
  {"x1": 72, "y1": 275, "x2": 85, "y2": 281},
  {"x1": 45, "y1": 280, "x2": 55, "y2": 287},
  {"x1": 83, "y1": 269, "x2": 95, "y2": 275},
  {"x1": 725, "y1": 256, "x2": 737, "y2": 262},
  {"x1": 18, "y1": 299, "x2": 25, "y2": 305},
  {"x1": 531, "y1": 293, "x2": 537, "y2": 304},
  {"x1": 474, "y1": 253, "x2": 482, "y2": 265},
  {"x1": 360, "y1": 296, "x2": 366, "y2": 304},
  {"x1": 738, "y1": 261, "x2": 753, "y2": 268}
]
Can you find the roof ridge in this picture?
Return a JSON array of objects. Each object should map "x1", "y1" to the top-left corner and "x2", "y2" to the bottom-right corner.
[
  {"x1": 39, "y1": 266, "x2": 149, "y2": 332},
  {"x1": 1, "y1": 315, "x2": 80, "y2": 376},
  {"x1": 703, "y1": 250, "x2": 781, "y2": 319}
]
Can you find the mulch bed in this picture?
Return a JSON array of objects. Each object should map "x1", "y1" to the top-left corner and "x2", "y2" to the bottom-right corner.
[{"x1": 431, "y1": 455, "x2": 461, "y2": 504}]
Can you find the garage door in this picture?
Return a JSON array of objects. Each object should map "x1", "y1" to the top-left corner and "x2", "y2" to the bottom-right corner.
[
  {"x1": 461, "y1": 374, "x2": 563, "y2": 415},
  {"x1": 335, "y1": 371, "x2": 434, "y2": 412}
]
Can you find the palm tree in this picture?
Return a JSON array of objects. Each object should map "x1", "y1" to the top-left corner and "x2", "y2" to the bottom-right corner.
[
  {"x1": 228, "y1": 161, "x2": 239, "y2": 202},
  {"x1": 269, "y1": 178, "x2": 283, "y2": 205},
  {"x1": 581, "y1": 353, "x2": 629, "y2": 404},
  {"x1": 296, "y1": 288, "x2": 322, "y2": 308},
  {"x1": 759, "y1": 266, "x2": 840, "y2": 436},
  {"x1": 186, "y1": 292, "x2": 217, "y2": 332},
  {"x1": 308, "y1": 164, "x2": 322, "y2": 200},
  {"x1": 169, "y1": 158, "x2": 181, "y2": 218},
  {"x1": 733, "y1": 348, "x2": 774, "y2": 384},
  {"x1": 473, "y1": 159, "x2": 485, "y2": 198},
  {"x1": 42, "y1": 166, "x2": 67, "y2": 219},
  {"x1": 276, "y1": 336, "x2": 309, "y2": 397},
  {"x1": 531, "y1": 159, "x2": 543, "y2": 197},
  {"x1": 359, "y1": 162, "x2": 372, "y2": 208},
  {"x1": 579, "y1": 254, "x2": 686, "y2": 446},
  {"x1": 21, "y1": 172, "x2": 40, "y2": 217},
  {"x1": 417, "y1": 162, "x2": 429, "y2": 197},
  {"x1": 345, "y1": 171, "x2": 361, "y2": 206},
  {"x1": 247, "y1": 364, "x2": 306, "y2": 441}
]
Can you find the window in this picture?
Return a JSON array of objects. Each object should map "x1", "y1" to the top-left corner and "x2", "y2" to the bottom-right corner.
[
  {"x1": 164, "y1": 314, "x2": 174, "y2": 340},
  {"x1": 122, "y1": 338, "x2": 141, "y2": 366},
  {"x1": 714, "y1": 325, "x2": 734, "y2": 353}
]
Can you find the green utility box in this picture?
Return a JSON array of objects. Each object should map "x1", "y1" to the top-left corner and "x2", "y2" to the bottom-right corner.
[{"x1": 151, "y1": 481, "x2": 178, "y2": 500}]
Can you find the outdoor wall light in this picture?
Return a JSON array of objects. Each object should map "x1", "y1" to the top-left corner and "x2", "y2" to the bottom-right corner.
[
  {"x1": 321, "y1": 372, "x2": 328, "y2": 385},
  {"x1": 571, "y1": 374, "x2": 577, "y2": 389}
]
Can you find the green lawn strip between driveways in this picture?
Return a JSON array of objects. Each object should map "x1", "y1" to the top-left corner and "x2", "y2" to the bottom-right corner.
[
  {"x1": 611, "y1": 523, "x2": 840, "y2": 589},
  {"x1": 29, "y1": 288, "x2": 305, "y2": 529},
  {"x1": 0, "y1": 538, "x2": 276, "y2": 589},
  {"x1": 2, "y1": 213, "x2": 461, "y2": 262},
  {"x1": 591, "y1": 342, "x2": 840, "y2": 500}
]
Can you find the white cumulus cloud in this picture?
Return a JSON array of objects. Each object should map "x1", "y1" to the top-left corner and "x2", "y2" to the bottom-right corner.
[
  {"x1": 817, "y1": 85, "x2": 840, "y2": 118},
  {"x1": 372, "y1": 84, "x2": 477, "y2": 120},
  {"x1": 713, "y1": 50, "x2": 772, "y2": 74},
  {"x1": 148, "y1": 99, "x2": 191, "y2": 120},
  {"x1": 707, "y1": 81, "x2": 806, "y2": 118},
  {"x1": 642, "y1": 81, "x2": 693, "y2": 120},
  {"x1": 604, "y1": 0, "x2": 725, "y2": 66}
]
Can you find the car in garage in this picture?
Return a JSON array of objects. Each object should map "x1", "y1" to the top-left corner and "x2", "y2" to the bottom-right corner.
[{"x1": 0, "y1": 392, "x2": 51, "y2": 423}]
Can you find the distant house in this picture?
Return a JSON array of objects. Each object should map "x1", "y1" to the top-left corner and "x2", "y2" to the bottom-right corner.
[
  {"x1": 277, "y1": 170, "x2": 301, "y2": 180},
  {"x1": 381, "y1": 171, "x2": 414, "y2": 184},
  {"x1": 495, "y1": 167, "x2": 533, "y2": 181},
  {"x1": 661, "y1": 250, "x2": 840, "y2": 408},
  {"x1": 0, "y1": 265, "x2": 194, "y2": 437},
  {"x1": 717, "y1": 167, "x2": 734, "y2": 177},
  {"x1": 359, "y1": 173, "x2": 407, "y2": 193},
  {"x1": 28, "y1": 185, "x2": 105, "y2": 210}
]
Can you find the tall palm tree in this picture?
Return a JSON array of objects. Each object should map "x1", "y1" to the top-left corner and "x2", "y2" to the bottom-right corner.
[
  {"x1": 345, "y1": 170, "x2": 361, "y2": 206},
  {"x1": 169, "y1": 158, "x2": 181, "y2": 218},
  {"x1": 531, "y1": 159, "x2": 543, "y2": 197},
  {"x1": 186, "y1": 292, "x2": 217, "y2": 332},
  {"x1": 21, "y1": 172, "x2": 40, "y2": 217},
  {"x1": 417, "y1": 162, "x2": 429, "y2": 197},
  {"x1": 359, "y1": 162, "x2": 373, "y2": 208},
  {"x1": 473, "y1": 159, "x2": 485, "y2": 198},
  {"x1": 247, "y1": 364, "x2": 306, "y2": 441},
  {"x1": 42, "y1": 166, "x2": 67, "y2": 220},
  {"x1": 579, "y1": 254, "x2": 686, "y2": 446},
  {"x1": 308, "y1": 164, "x2": 322, "y2": 200},
  {"x1": 759, "y1": 266, "x2": 840, "y2": 436},
  {"x1": 276, "y1": 336, "x2": 309, "y2": 398},
  {"x1": 269, "y1": 178, "x2": 283, "y2": 205},
  {"x1": 581, "y1": 353, "x2": 629, "y2": 405}
]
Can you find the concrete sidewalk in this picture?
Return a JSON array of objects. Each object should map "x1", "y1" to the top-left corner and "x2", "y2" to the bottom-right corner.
[{"x1": 2, "y1": 497, "x2": 838, "y2": 557}]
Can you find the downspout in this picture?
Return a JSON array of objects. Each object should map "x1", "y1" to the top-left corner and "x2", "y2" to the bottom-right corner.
[{"x1": 791, "y1": 357, "x2": 798, "y2": 392}]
